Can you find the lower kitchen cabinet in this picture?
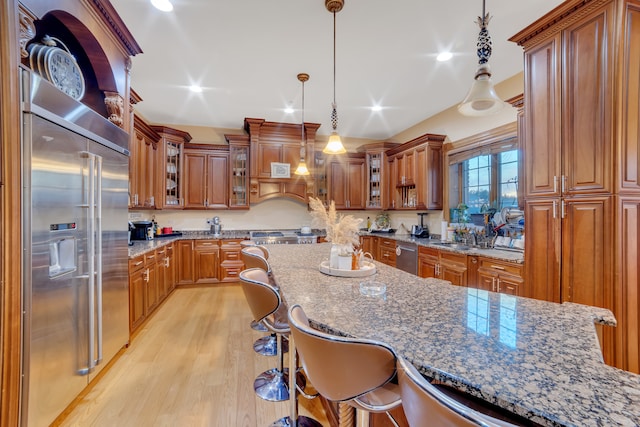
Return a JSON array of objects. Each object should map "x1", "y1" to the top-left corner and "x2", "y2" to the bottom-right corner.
[
  {"x1": 128, "y1": 245, "x2": 178, "y2": 335},
  {"x1": 194, "y1": 240, "x2": 220, "y2": 284},
  {"x1": 176, "y1": 239, "x2": 245, "y2": 285},
  {"x1": 359, "y1": 235, "x2": 374, "y2": 255},
  {"x1": 219, "y1": 239, "x2": 244, "y2": 282},
  {"x1": 128, "y1": 254, "x2": 146, "y2": 333},
  {"x1": 176, "y1": 240, "x2": 195, "y2": 284},
  {"x1": 418, "y1": 247, "x2": 468, "y2": 286},
  {"x1": 377, "y1": 237, "x2": 396, "y2": 267},
  {"x1": 476, "y1": 258, "x2": 524, "y2": 296}
]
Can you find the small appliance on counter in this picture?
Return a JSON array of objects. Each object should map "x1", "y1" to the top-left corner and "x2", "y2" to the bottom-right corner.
[
  {"x1": 130, "y1": 220, "x2": 153, "y2": 240},
  {"x1": 128, "y1": 221, "x2": 136, "y2": 246},
  {"x1": 411, "y1": 213, "x2": 430, "y2": 238},
  {"x1": 208, "y1": 216, "x2": 222, "y2": 236}
]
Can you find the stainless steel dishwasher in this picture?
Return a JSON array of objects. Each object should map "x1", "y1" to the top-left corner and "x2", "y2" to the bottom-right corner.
[{"x1": 395, "y1": 241, "x2": 418, "y2": 275}]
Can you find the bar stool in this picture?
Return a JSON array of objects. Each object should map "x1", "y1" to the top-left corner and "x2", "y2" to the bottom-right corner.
[
  {"x1": 396, "y1": 357, "x2": 518, "y2": 427},
  {"x1": 288, "y1": 304, "x2": 402, "y2": 427},
  {"x1": 241, "y1": 247, "x2": 288, "y2": 356},
  {"x1": 240, "y1": 240, "x2": 269, "y2": 332},
  {"x1": 239, "y1": 268, "x2": 292, "y2": 402}
]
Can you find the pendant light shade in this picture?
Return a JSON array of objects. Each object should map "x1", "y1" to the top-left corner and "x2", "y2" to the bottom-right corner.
[
  {"x1": 458, "y1": 0, "x2": 506, "y2": 116},
  {"x1": 294, "y1": 73, "x2": 311, "y2": 176},
  {"x1": 322, "y1": 0, "x2": 347, "y2": 154}
]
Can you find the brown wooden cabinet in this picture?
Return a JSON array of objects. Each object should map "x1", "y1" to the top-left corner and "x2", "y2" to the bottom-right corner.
[
  {"x1": 385, "y1": 133, "x2": 444, "y2": 210},
  {"x1": 244, "y1": 118, "x2": 321, "y2": 203},
  {"x1": 327, "y1": 154, "x2": 366, "y2": 210},
  {"x1": 165, "y1": 242, "x2": 176, "y2": 293},
  {"x1": 129, "y1": 114, "x2": 159, "y2": 209},
  {"x1": 418, "y1": 246, "x2": 468, "y2": 286},
  {"x1": 219, "y1": 239, "x2": 245, "y2": 282},
  {"x1": 151, "y1": 126, "x2": 192, "y2": 209},
  {"x1": 359, "y1": 235, "x2": 374, "y2": 255},
  {"x1": 510, "y1": 0, "x2": 640, "y2": 370},
  {"x1": 183, "y1": 145, "x2": 229, "y2": 209},
  {"x1": 418, "y1": 246, "x2": 439, "y2": 279},
  {"x1": 357, "y1": 142, "x2": 399, "y2": 210},
  {"x1": 145, "y1": 250, "x2": 160, "y2": 313},
  {"x1": 377, "y1": 238, "x2": 397, "y2": 267},
  {"x1": 128, "y1": 254, "x2": 146, "y2": 333},
  {"x1": 476, "y1": 258, "x2": 524, "y2": 296},
  {"x1": 193, "y1": 240, "x2": 220, "y2": 284},
  {"x1": 227, "y1": 139, "x2": 250, "y2": 209},
  {"x1": 176, "y1": 240, "x2": 195, "y2": 285}
]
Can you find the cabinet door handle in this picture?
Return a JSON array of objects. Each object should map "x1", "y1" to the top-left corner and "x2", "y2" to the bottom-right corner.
[
  {"x1": 562, "y1": 175, "x2": 567, "y2": 193},
  {"x1": 496, "y1": 278, "x2": 501, "y2": 293},
  {"x1": 134, "y1": 260, "x2": 143, "y2": 267},
  {"x1": 147, "y1": 255, "x2": 155, "y2": 260},
  {"x1": 165, "y1": 258, "x2": 170, "y2": 267},
  {"x1": 553, "y1": 176, "x2": 558, "y2": 193},
  {"x1": 143, "y1": 268, "x2": 149, "y2": 283},
  {"x1": 553, "y1": 200, "x2": 557, "y2": 219},
  {"x1": 561, "y1": 200, "x2": 566, "y2": 219},
  {"x1": 490, "y1": 265, "x2": 505, "y2": 270},
  {"x1": 492, "y1": 277, "x2": 496, "y2": 292}
]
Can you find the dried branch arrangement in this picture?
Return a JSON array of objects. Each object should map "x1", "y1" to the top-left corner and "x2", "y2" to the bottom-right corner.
[{"x1": 308, "y1": 197, "x2": 362, "y2": 249}]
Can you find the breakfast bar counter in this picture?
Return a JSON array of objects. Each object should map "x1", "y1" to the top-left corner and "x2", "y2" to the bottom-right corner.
[{"x1": 266, "y1": 243, "x2": 640, "y2": 427}]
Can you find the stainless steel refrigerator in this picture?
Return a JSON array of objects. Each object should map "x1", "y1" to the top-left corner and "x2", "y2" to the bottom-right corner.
[{"x1": 20, "y1": 69, "x2": 130, "y2": 427}]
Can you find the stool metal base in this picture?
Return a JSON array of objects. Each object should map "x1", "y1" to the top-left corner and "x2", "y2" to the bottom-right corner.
[
  {"x1": 254, "y1": 334, "x2": 288, "y2": 356},
  {"x1": 269, "y1": 415, "x2": 324, "y2": 427},
  {"x1": 254, "y1": 367, "x2": 290, "y2": 402},
  {"x1": 250, "y1": 319, "x2": 268, "y2": 332}
]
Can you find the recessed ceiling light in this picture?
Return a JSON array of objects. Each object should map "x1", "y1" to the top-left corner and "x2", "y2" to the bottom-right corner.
[
  {"x1": 151, "y1": 0, "x2": 173, "y2": 12},
  {"x1": 284, "y1": 107, "x2": 294, "y2": 114},
  {"x1": 437, "y1": 52, "x2": 453, "y2": 62},
  {"x1": 189, "y1": 85, "x2": 203, "y2": 93},
  {"x1": 371, "y1": 105, "x2": 383, "y2": 112}
]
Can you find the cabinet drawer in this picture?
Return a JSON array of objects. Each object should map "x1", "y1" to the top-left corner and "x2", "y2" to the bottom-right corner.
[
  {"x1": 129, "y1": 254, "x2": 145, "y2": 273},
  {"x1": 221, "y1": 263, "x2": 243, "y2": 281},
  {"x1": 418, "y1": 246, "x2": 439, "y2": 258},
  {"x1": 379, "y1": 238, "x2": 396, "y2": 249},
  {"x1": 379, "y1": 247, "x2": 397, "y2": 264},
  {"x1": 478, "y1": 258, "x2": 523, "y2": 277},
  {"x1": 221, "y1": 249, "x2": 241, "y2": 261},
  {"x1": 195, "y1": 239, "x2": 219, "y2": 249},
  {"x1": 440, "y1": 251, "x2": 467, "y2": 267},
  {"x1": 144, "y1": 250, "x2": 157, "y2": 267}
]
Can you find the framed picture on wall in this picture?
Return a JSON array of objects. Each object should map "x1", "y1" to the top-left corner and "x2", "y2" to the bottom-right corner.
[{"x1": 270, "y1": 162, "x2": 290, "y2": 178}]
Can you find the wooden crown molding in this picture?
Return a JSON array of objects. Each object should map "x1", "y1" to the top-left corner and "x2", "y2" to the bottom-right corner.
[{"x1": 83, "y1": 0, "x2": 142, "y2": 56}]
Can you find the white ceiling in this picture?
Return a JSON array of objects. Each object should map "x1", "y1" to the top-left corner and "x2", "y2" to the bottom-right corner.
[{"x1": 110, "y1": 0, "x2": 564, "y2": 140}]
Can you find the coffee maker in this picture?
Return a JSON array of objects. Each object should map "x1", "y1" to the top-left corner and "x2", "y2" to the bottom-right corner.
[{"x1": 130, "y1": 220, "x2": 153, "y2": 240}]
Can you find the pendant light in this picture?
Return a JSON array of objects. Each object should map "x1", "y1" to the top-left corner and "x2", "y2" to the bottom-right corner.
[
  {"x1": 322, "y1": 0, "x2": 347, "y2": 154},
  {"x1": 458, "y1": 0, "x2": 505, "y2": 116},
  {"x1": 294, "y1": 73, "x2": 311, "y2": 176}
]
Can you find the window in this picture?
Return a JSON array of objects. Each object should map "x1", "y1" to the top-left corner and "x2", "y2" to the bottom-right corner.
[
  {"x1": 446, "y1": 123, "x2": 520, "y2": 220},
  {"x1": 460, "y1": 151, "x2": 519, "y2": 214},
  {"x1": 462, "y1": 155, "x2": 491, "y2": 213}
]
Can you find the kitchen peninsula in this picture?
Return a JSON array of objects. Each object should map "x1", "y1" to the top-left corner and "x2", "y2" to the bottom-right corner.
[{"x1": 266, "y1": 243, "x2": 640, "y2": 427}]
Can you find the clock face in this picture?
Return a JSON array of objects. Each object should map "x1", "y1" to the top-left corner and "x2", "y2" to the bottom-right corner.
[{"x1": 45, "y1": 48, "x2": 85, "y2": 100}]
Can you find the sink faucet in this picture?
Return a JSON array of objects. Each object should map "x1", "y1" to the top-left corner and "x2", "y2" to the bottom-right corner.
[{"x1": 468, "y1": 229, "x2": 478, "y2": 246}]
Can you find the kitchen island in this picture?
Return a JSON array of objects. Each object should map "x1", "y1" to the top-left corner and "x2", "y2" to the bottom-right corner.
[{"x1": 266, "y1": 243, "x2": 640, "y2": 427}]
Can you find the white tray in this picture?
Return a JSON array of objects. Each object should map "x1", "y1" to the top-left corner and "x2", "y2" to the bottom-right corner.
[{"x1": 319, "y1": 260, "x2": 376, "y2": 277}]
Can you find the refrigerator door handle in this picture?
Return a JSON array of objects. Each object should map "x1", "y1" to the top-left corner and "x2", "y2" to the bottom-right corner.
[
  {"x1": 81, "y1": 152, "x2": 104, "y2": 372},
  {"x1": 95, "y1": 155, "x2": 103, "y2": 366}
]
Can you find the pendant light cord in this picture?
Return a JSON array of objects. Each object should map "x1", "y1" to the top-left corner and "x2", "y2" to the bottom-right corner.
[{"x1": 330, "y1": 10, "x2": 339, "y2": 132}]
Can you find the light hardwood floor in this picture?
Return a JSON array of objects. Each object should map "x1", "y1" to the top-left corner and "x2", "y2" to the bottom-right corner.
[{"x1": 57, "y1": 285, "x2": 329, "y2": 427}]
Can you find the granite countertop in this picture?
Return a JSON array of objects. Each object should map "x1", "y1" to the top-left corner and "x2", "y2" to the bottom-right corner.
[
  {"x1": 363, "y1": 232, "x2": 525, "y2": 264},
  {"x1": 128, "y1": 230, "x2": 251, "y2": 257},
  {"x1": 265, "y1": 243, "x2": 640, "y2": 427}
]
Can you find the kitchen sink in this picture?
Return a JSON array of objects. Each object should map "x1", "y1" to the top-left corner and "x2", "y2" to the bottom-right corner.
[{"x1": 431, "y1": 242, "x2": 472, "y2": 250}]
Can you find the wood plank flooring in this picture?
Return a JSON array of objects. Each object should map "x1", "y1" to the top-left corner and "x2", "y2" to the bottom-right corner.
[{"x1": 57, "y1": 285, "x2": 329, "y2": 427}]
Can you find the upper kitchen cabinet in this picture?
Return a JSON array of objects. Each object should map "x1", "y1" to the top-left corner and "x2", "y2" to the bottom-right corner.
[
  {"x1": 244, "y1": 118, "x2": 321, "y2": 204},
  {"x1": 357, "y1": 142, "x2": 399, "y2": 210},
  {"x1": 224, "y1": 134, "x2": 250, "y2": 209},
  {"x1": 151, "y1": 126, "x2": 192, "y2": 209},
  {"x1": 326, "y1": 153, "x2": 366, "y2": 210},
  {"x1": 386, "y1": 133, "x2": 445, "y2": 210},
  {"x1": 511, "y1": 0, "x2": 640, "y2": 372},
  {"x1": 129, "y1": 113, "x2": 160, "y2": 209},
  {"x1": 183, "y1": 144, "x2": 229, "y2": 209}
]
